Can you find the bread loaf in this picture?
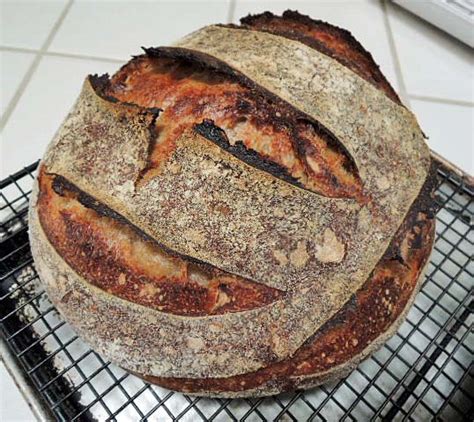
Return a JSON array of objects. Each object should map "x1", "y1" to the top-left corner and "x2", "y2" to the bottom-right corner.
[{"x1": 29, "y1": 11, "x2": 436, "y2": 397}]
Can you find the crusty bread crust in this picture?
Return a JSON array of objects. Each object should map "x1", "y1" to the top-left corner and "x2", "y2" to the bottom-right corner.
[{"x1": 29, "y1": 11, "x2": 437, "y2": 397}]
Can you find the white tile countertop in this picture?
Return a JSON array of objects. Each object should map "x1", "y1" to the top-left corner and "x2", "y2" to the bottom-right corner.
[{"x1": 0, "y1": 0, "x2": 473, "y2": 420}]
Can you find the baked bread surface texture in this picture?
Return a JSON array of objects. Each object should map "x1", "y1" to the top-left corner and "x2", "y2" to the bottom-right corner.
[{"x1": 29, "y1": 11, "x2": 436, "y2": 397}]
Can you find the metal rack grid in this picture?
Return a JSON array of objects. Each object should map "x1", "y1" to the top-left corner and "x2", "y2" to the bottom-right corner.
[{"x1": 0, "y1": 160, "x2": 472, "y2": 422}]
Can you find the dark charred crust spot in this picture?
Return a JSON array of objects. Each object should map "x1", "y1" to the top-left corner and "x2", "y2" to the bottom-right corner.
[
  {"x1": 88, "y1": 73, "x2": 115, "y2": 100},
  {"x1": 144, "y1": 46, "x2": 234, "y2": 80},
  {"x1": 195, "y1": 119, "x2": 305, "y2": 188},
  {"x1": 89, "y1": 73, "x2": 163, "y2": 116},
  {"x1": 53, "y1": 175, "x2": 131, "y2": 227},
  {"x1": 413, "y1": 161, "x2": 440, "y2": 218},
  {"x1": 391, "y1": 252, "x2": 408, "y2": 267},
  {"x1": 382, "y1": 161, "x2": 437, "y2": 265}
]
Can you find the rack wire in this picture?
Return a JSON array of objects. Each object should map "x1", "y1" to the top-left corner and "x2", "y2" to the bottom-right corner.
[{"x1": 0, "y1": 160, "x2": 472, "y2": 422}]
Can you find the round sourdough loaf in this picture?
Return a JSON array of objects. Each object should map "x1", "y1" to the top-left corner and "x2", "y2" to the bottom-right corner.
[{"x1": 29, "y1": 11, "x2": 437, "y2": 397}]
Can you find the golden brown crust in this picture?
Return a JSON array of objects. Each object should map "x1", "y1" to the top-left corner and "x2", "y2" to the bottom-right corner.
[{"x1": 30, "y1": 11, "x2": 437, "y2": 396}]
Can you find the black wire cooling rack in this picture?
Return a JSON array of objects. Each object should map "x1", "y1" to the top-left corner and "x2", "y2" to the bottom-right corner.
[{"x1": 0, "y1": 160, "x2": 472, "y2": 422}]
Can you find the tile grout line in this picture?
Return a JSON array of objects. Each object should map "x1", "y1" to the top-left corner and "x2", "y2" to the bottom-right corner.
[
  {"x1": 43, "y1": 50, "x2": 124, "y2": 64},
  {"x1": 0, "y1": 0, "x2": 74, "y2": 131},
  {"x1": 408, "y1": 95, "x2": 474, "y2": 108},
  {"x1": 380, "y1": 0, "x2": 411, "y2": 108},
  {"x1": 227, "y1": 0, "x2": 237, "y2": 23},
  {"x1": 0, "y1": 46, "x2": 39, "y2": 55},
  {"x1": 0, "y1": 51, "x2": 41, "y2": 130},
  {"x1": 0, "y1": 45, "x2": 126, "y2": 64}
]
